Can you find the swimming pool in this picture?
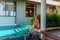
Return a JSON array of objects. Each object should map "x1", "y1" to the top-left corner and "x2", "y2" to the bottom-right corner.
[{"x1": 0, "y1": 24, "x2": 31, "y2": 37}]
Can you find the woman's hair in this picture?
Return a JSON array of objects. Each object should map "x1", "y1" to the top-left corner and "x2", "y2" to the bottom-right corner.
[
  {"x1": 34, "y1": 16, "x2": 40, "y2": 24},
  {"x1": 34, "y1": 16, "x2": 38, "y2": 20}
]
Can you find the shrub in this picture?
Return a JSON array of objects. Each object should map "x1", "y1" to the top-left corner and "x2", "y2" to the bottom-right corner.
[
  {"x1": 57, "y1": 15, "x2": 60, "y2": 27},
  {"x1": 46, "y1": 13, "x2": 58, "y2": 27},
  {"x1": 30, "y1": 13, "x2": 60, "y2": 27},
  {"x1": 30, "y1": 17, "x2": 34, "y2": 24}
]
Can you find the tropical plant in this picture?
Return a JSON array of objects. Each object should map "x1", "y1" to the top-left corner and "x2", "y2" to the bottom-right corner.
[{"x1": 30, "y1": 13, "x2": 60, "y2": 28}]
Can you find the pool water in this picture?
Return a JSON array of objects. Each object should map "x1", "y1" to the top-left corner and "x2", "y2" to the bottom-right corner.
[{"x1": 0, "y1": 24, "x2": 31, "y2": 36}]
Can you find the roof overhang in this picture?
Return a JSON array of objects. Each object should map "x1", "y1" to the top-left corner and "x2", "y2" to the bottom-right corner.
[
  {"x1": 26, "y1": 1, "x2": 40, "y2": 4},
  {"x1": 28, "y1": 0, "x2": 60, "y2": 6},
  {"x1": 54, "y1": 0, "x2": 60, "y2": 2},
  {"x1": 18, "y1": 0, "x2": 28, "y2": 2}
]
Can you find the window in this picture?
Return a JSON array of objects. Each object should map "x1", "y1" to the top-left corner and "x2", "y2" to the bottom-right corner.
[
  {"x1": 0, "y1": 0, "x2": 16, "y2": 17},
  {"x1": 49, "y1": 6, "x2": 56, "y2": 13},
  {"x1": 26, "y1": 3, "x2": 36, "y2": 17},
  {"x1": 0, "y1": 0, "x2": 5, "y2": 16}
]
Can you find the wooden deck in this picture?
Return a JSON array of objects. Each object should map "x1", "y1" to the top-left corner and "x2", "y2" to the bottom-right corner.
[
  {"x1": 27, "y1": 26, "x2": 60, "y2": 40},
  {"x1": 41, "y1": 31, "x2": 60, "y2": 40}
]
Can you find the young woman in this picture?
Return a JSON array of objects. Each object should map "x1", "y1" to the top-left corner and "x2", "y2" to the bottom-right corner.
[
  {"x1": 30, "y1": 16, "x2": 40, "y2": 33},
  {"x1": 28, "y1": 16, "x2": 40, "y2": 40},
  {"x1": 33, "y1": 16, "x2": 40, "y2": 29}
]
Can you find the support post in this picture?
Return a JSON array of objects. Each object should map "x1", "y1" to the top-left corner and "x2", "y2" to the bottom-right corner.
[{"x1": 41, "y1": 0, "x2": 46, "y2": 39}]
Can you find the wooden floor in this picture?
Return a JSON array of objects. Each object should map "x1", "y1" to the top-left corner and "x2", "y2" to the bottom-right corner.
[{"x1": 27, "y1": 26, "x2": 60, "y2": 40}]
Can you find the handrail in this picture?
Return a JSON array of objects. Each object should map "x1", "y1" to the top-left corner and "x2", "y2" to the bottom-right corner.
[{"x1": 41, "y1": 31, "x2": 60, "y2": 40}]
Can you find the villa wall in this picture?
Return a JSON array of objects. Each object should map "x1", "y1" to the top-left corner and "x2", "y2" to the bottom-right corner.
[
  {"x1": 0, "y1": 1, "x2": 31, "y2": 25},
  {"x1": 16, "y1": 1, "x2": 41, "y2": 25},
  {"x1": 36, "y1": 4, "x2": 41, "y2": 14},
  {"x1": 16, "y1": 1, "x2": 56, "y2": 25},
  {"x1": 16, "y1": 1, "x2": 31, "y2": 24},
  {"x1": 0, "y1": 17, "x2": 15, "y2": 25},
  {"x1": 0, "y1": 0, "x2": 15, "y2": 25},
  {"x1": 0, "y1": 0, "x2": 57, "y2": 25},
  {"x1": 36, "y1": 4, "x2": 56, "y2": 14}
]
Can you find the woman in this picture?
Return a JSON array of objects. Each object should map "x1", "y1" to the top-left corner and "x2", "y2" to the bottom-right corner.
[
  {"x1": 33, "y1": 16, "x2": 40, "y2": 29},
  {"x1": 30, "y1": 16, "x2": 40, "y2": 33}
]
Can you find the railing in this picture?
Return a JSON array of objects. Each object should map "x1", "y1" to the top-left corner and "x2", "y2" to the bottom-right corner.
[{"x1": 41, "y1": 31, "x2": 60, "y2": 40}]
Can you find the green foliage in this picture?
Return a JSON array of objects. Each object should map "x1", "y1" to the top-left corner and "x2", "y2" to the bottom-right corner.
[
  {"x1": 30, "y1": 13, "x2": 60, "y2": 27},
  {"x1": 56, "y1": 6, "x2": 60, "y2": 14},
  {"x1": 36, "y1": 14, "x2": 40, "y2": 24},
  {"x1": 57, "y1": 15, "x2": 60, "y2": 27},
  {"x1": 30, "y1": 17, "x2": 34, "y2": 24},
  {"x1": 46, "y1": 13, "x2": 58, "y2": 27},
  {"x1": 46, "y1": 13, "x2": 60, "y2": 27}
]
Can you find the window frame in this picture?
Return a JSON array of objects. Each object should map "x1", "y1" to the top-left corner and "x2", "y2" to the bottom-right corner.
[
  {"x1": 0, "y1": 0, "x2": 16, "y2": 17},
  {"x1": 26, "y1": 3, "x2": 36, "y2": 17}
]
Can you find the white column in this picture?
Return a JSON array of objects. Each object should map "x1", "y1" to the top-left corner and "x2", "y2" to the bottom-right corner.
[
  {"x1": 34, "y1": 4, "x2": 36, "y2": 16},
  {"x1": 41, "y1": 0, "x2": 46, "y2": 39}
]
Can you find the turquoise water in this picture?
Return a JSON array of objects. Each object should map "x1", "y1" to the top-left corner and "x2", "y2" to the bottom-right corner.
[{"x1": 0, "y1": 25, "x2": 31, "y2": 36}]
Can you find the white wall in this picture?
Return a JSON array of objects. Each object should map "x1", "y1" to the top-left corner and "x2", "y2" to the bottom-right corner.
[
  {"x1": 0, "y1": 17, "x2": 15, "y2": 25},
  {"x1": 36, "y1": 4, "x2": 41, "y2": 14},
  {"x1": 16, "y1": 1, "x2": 31, "y2": 24},
  {"x1": 0, "y1": 0, "x2": 15, "y2": 25},
  {"x1": 46, "y1": 6, "x2": 50, "y2": 13}
]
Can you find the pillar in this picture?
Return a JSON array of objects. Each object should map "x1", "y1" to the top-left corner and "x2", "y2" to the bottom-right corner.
[{"x1": 41, "y1": 0, "x2": 46, "y2": 39}]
